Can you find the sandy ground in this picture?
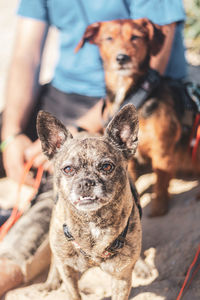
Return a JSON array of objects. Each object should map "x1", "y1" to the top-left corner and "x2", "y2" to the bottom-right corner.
[{"x1": 0, "y1": 1, "x2": 200, "y2": 300}]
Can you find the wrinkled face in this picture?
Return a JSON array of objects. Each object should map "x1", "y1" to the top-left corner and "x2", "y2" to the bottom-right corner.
[
  {"x1": 54, "y1": 137, "x2": 127, "y2": 212},
  {"x1": 37, "y1": 105, "x2": 139, "y2": 212},
  {"x1": 97, "y1": 20, "x2": 150, "y2": 76}
]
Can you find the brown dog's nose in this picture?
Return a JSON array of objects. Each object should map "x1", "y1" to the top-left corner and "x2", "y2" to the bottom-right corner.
[{"x1": 116, "y1": 54, "x2": 131, "y2": 65}]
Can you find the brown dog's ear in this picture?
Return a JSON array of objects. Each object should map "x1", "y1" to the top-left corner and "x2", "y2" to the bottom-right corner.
[
  {"x1": 36, "y1": 111, "x2": 72, "y2": 159},
  {"x1": 105, "y1": 104, "x2": 139, "y2": 159},
  {"x1": 141, "y1": 18, "x2": 165, "y2": 56},
  {"x1": 75, "y1": 22, "x2": 101, "y2": 52}
]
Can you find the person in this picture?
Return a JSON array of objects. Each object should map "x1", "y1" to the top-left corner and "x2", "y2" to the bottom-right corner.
[{"x1": 0, "y1": 0, "x2": 187, "y2": 297}]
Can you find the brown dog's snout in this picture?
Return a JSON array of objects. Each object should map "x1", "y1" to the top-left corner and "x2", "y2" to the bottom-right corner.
[{"x1": 116, "y1": 53, "x2": 131, "y2": 65}]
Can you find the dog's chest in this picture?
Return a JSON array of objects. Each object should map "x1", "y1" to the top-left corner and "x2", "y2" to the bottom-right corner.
[{"x1": 89, "y1": 222, "x2": 102, "y2": 239}]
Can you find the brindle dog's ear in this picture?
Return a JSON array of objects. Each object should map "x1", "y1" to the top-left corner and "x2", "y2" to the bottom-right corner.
[
  {"x1": 75, "y1": 22, "x2": 101, "y2": 52},
  {"x1": 37, "y1": 111, "x2": 73, "y2": 159},
  {"x1": 141, "y1": 18, "x2": 165, "y2": 56},
  {"x1": 105, "y1": 104, "x2": 139, "y2": 159}
]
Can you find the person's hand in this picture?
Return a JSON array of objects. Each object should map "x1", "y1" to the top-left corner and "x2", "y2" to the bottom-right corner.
[
  {"x1": 2, "y1": 134, "x2": 34, "y2": 185},
  {"x1": 3, "y1": 135, "x2": 52, "y2": 186},
  {"x1": 24, "y1": 138, "x2": 53, "y2": 174}
]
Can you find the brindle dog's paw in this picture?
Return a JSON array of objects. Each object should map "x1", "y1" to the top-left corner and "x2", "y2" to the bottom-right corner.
[
  {"x1": 37, "y1": 283, "x2": 55, "y2": 293},
  {"x1": 39, "y1": 279, "x2": 62, "y2": 293}
]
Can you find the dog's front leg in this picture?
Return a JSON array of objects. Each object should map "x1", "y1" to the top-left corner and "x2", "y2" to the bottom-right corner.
[
  {"x1": 111, "y1": 271, "x2": 132, "y2": 300},
  {"x1": 45, "y1": 257, "x2": 61, "y2": 291},
  {"x1": 58, "y1": 264, "x2": 81, "y2": 300}
]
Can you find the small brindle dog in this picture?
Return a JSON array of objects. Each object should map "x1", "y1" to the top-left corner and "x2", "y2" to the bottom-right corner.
[
  {"x1": 37, "y1": 104, "x2": 142, "y2": 300},
  {"x1": 76, "y1": 18, "x2": 200, "y2": 216}
]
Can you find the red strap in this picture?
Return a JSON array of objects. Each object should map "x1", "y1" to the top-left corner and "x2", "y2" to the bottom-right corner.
[
  {"x1": 0, "y1": 156, "x2": 44, "y2": 241},
  {"x1": 176, "y1": 244, "x2": 200, "y2": 300},
  {"x1": 192, "y1": 124, "x2": 200, "y2": 162},
  {"x1": 190, "y1": 114, "x2": 200, "y2": 162},
  {"x1": 191, "y1": 114, "x2": 200, "y2": 140}
]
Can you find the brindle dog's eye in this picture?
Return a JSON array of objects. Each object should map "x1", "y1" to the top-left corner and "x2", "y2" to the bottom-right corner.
[
  {"x1": 131, "y1": 35, "x2": 140, "y2": 41},
  {"x1": 101, "y1": 163, "x2": 114, "y2": 173},
  {"x1": 63, "y1": 166, "x2": 74, "y2": 175}
]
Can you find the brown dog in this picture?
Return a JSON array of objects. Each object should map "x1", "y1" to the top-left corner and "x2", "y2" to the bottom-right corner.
[
  {"x1": 37, "y1": 104, "x2": 141, "y2": 300},
  {"x1": 76, "y1": 18, "x2": 199, "y2": 216}
]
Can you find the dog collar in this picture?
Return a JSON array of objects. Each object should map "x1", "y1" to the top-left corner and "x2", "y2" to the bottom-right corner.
[{"x1": 63, "y1": 215, "x2": 130, "y2": 260}]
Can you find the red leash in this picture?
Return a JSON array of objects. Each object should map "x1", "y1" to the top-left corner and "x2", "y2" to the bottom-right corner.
[
  {"x1": 190, "y1": 113, "x2": 200, "y2": 162},
  {"x1": 176, "y1": 244, "x2": 200, "y2": 300},
  {"x1": 0, "y1": 156, "x2": 44, "y2": 242},
  {"x1": 178, "y1": 114, "x2": 200, "y2": 299}
]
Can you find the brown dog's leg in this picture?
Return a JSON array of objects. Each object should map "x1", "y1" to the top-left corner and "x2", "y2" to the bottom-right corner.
[{"x1": 151, "y1": 168, "x2": 172, "y2": 216}]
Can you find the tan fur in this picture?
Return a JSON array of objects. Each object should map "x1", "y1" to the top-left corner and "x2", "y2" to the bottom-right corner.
[{"x1": 77, "y1": 18, "x2": 200, "y2": 216}]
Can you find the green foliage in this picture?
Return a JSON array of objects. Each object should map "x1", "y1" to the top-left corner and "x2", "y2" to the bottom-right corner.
[{"x1": 184, "y1": 0, "x2": 200, "y2": 40}]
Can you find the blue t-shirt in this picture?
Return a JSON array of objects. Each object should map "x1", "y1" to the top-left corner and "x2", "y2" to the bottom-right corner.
[{"x1": 17, "y1": 0, "x2": 186, "y2": 97}]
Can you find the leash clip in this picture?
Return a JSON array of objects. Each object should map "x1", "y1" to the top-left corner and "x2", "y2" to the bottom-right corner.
[{"x1": 63, "y1": 224, "x2": 75, "y2": 241}]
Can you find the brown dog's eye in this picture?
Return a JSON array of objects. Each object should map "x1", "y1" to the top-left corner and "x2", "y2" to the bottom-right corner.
[
  {"x1": 63, "y1": 166, "x2": 74, "y2": 175},
  {"x1": 100, "y1": 162, "x2": 114, "y2": 173},
  {"x1": 131, "y1": 35, "x2": 140, "y2": 41},
  {"x1": 105, "y1": 36, "x2": 113, "y2": 41}
]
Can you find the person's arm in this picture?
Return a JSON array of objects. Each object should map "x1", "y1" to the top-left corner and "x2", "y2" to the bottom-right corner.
[
  {"x1": 150, "y1": 22, "x2": 176, "y2": 75},
  {"x1": 2, "y1": 17, "x2": 49, "y2": 183}
]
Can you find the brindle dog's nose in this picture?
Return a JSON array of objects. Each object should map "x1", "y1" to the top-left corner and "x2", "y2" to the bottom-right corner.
[
  {"x1": 79, "y1": 178, "x2": 96, "y2": 190},
  {"x1": 116, "y1": 53, "x2": 131, "y2": 65}
]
